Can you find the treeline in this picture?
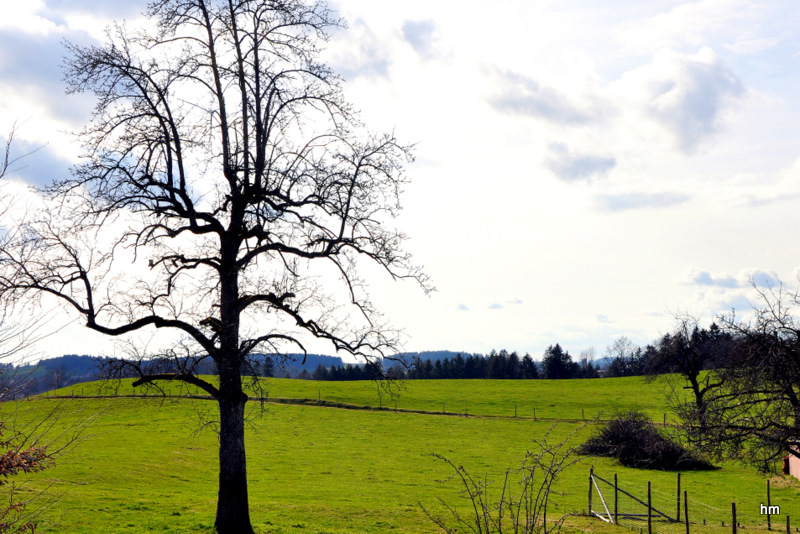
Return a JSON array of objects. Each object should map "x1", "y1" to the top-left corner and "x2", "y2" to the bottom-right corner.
[
  {"x1": 311, "y1": 346, "x2": 600, "y2": 381},
  {"x1": 603, "y1": 323, "x2": 732, "y2": 379},
  {"x1": 20, "y1": 323, "x2": 732, "y2": 390},
  {"x1": 310, "y1": 324, "x2": 733, "y2": 381}
]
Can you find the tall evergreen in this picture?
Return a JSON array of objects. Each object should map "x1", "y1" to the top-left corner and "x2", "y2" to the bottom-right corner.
[{"x1": 541, "y1": 344, "x2": 578, "y2": 379}]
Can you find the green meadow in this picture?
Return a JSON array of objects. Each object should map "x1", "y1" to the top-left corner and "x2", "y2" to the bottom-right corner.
[
  {"x1": 62, "y1": 375, "x2": 677, "y2": 421},
  {"x1": 5, "y1": 377, "x2": 799, "y2": 533}
]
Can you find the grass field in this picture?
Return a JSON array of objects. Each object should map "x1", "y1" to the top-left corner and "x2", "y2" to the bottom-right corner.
[
  {"x1": 60, "y1": 375, "x2": 678, "y2": 421},
  {"x1": 4, "y1": 377, "x2": 799, "y2": 533}
]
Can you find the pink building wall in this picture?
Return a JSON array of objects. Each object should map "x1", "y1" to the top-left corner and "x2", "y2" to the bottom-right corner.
[{"x1": 790, "y1": 450, "x2": 800, "y2": 480}]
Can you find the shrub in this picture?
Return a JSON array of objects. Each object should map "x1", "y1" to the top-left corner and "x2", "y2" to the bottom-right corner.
[
  {"x1": 421, "y1": 426, "x2": 584, "y2": 534},
  {"x1": 579, "y1": 411, "x2": 714, "y2": 470}
]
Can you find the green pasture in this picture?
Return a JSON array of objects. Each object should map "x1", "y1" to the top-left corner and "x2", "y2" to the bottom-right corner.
[
  {"x1": 4, "y1": 377, "x2": 799, "y2": 533},
  {"x1": 60, "y1": 375, "x2": 678, "y2": 421}
]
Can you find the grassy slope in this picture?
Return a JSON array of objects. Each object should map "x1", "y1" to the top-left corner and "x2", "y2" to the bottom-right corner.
[
  {"x1": 7, "y1": 377, "x2": 799, "y2": 533},
  {"x1": 62, "y1": 375, "x2": 677, "y2": 420}
]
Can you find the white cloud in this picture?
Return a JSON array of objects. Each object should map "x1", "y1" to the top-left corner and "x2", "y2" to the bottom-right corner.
[
  {"x1": 617, "y1": 0, "x2": 761, "y2": 54},
  {"x1": 0, "y1": 1, "x2": 59, "y2": 35},
  {"x1": 680, "y1": 269, "x2": 739, "y2": 288},
  {"x1": 742, "y1": 269, "x2": 780, "y2": 288},
  {"x1": 60, "y1": 12, "x2": 116, "y2": 42},
  {"x1": 725, "y1": 37, "x2": 779, "y2": 55},
  {"x1": 680, "y1": 268, "x2": 782, "y2": 290},
  {"x1": 732, "y1": 157, "x2": 800, "y2": 208},
  {"x1": 402, "y1": 20, "x2": 438, "y2": 60},
  {"x1": 614, "y1": 47, "x2": 744, "y2": 153},
  {"x1": 325, "y1": 19, "x2": 394, "y2": 80},
  {"x1": 489, "y1": 69, "x2": 598, "y2": 124},
  {"x1": 545, "y1": 143, "x2": 616, "y2": 182},
  {"x1": 595, "y1": 191, "x2": 690, "y2": 211}
]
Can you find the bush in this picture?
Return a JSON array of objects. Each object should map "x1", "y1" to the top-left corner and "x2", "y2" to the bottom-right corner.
[{"x1": 579, "y1": 411, "x2": 714, "y2": 470}]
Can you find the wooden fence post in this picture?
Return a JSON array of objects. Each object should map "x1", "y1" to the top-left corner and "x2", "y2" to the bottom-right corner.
[
  {"x1": 648, "y1": 481, "x2": 652, "y2": 534},
  {"x1": 677, "y1": 472, "x2": 681, "y2": 522},
  {"x1": 684, "y1": 490, "x2": 689, "y2": 534},
  {"x1": 614, "y1": 473, "x2": 618, "y2": 525},
  {"x1": 787, "y1": 515, "x2": 790, "y2": 534},
  {"x1": 768, "y1": 480, "x2": 772, "y2": 530},
  {"x1": 732, "y1": 503, "x2": 737, "y2": 534},
  {"x1": 588, "y1": 467, "x2": 593, "y2": 514}
]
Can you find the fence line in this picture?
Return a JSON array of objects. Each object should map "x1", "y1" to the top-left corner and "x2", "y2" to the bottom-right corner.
[
  {"x1": 589, "y1": 468, "x2": 797, "y2": 534},
  {"x1": 38, "y1": 389, "x2": 675, "y2": 424}
]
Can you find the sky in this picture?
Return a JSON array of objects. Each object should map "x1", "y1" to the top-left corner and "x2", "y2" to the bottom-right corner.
[{"x1": 1, "y1": 0, "x2": 800, "y2": 361}]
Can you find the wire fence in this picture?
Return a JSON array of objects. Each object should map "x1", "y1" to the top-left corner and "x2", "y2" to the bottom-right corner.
[
  {"x1": 38, "y1": 388, "x2": 684, "y2": 424},
  {"x1": 589, "y1": 468, "x2": 798, "y2": 534}
]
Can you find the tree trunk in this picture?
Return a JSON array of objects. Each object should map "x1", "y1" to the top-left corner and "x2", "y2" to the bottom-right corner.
[
  {"x1": 215, "y1": 233, "x2": 252, "y2": 533},
  {"x1": 215, "y1": 391, "x2": 254, "y2": 534}
]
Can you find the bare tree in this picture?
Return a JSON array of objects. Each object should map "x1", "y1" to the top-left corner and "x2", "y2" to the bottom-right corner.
[
  {"x1": 603, "y1": 336, "x2": 647, "y2": 378},
  {"x1": 684, "y1": 283, "x2": 800, "y2": 470},
  {"x1": 0, "y1": 1, "x2": 429, "y2": 532},
  {"x1": 604, "y1": 336, "x2": 636, "y2": 361},
  {"x1": 646, "y1": 316, "x2": 732, "y2": 431}
]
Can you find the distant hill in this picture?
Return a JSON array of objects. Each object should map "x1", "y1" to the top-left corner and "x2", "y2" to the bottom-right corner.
[
  {"x1": 36, "y1": 354, "x2": 102, "y2": 376},
  {"x1": 7, "y1": 354, "x2": 104, "y2": 397},
  {"x1": 8, "y1": 353, "x2": 348, "y2": 393},
  {"x1": 15, "y1": 350, "x2": 614, "y2": 393},
  {"x1": 591, "y1": 357, "x2": 613, "y2": 370}
]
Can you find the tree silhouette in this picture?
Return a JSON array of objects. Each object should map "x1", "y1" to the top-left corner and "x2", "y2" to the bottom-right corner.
[
  {"x1": 647, "y1": 317, "x2": 731, "y2": 428},
  {"x1": 684, "y1": 284, "x2": 800, "y2": 470},
  {"x1": 0, "y1": 2, "x2": 428, "y2": 532},
  {"x1": 541, "y1": 344, "x2": 576, "y2": 379}
]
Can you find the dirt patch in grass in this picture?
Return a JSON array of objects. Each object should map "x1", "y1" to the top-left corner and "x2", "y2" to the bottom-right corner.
[{"x1": 769, "y1": 474, "x2": 800, "y2": 490}]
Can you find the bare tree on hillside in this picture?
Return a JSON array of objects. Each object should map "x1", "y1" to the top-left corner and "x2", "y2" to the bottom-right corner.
[
  {"x1": 0, "y1": 1, "x2": 430, "y2": 532},
  {"x1": 646, "y1": 316, "x2": 732, "y2": 432},
  {"x1": 683, "y1": 283, "x2": 800, "y2": 470}
]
